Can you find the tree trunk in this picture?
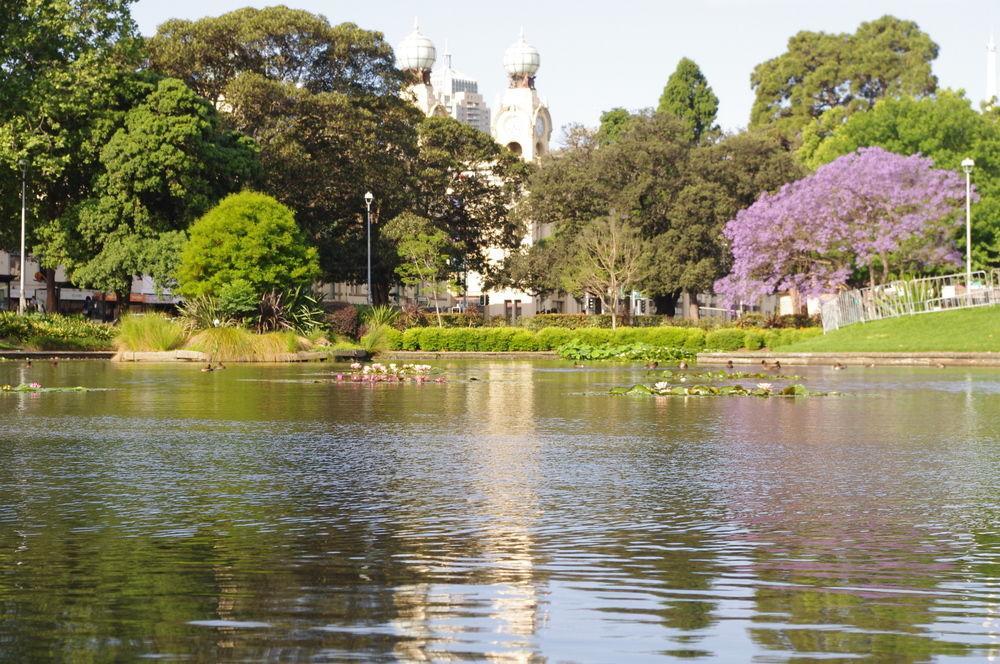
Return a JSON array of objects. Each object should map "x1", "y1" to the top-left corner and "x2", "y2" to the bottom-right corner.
[
  {"x1": 653, "y1": 291, "x2": 680, "y2": 317},
  {"x1": 44, "y1": 268, "x2": 57, "y2": 314},
  {"x1": 686, "y1": 291, "x2": 700, "y2": 320}
]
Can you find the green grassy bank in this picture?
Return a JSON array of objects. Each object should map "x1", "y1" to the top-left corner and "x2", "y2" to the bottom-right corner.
[{"x1": 780, "y1": 306, "x2": 1000, "y2": 353}]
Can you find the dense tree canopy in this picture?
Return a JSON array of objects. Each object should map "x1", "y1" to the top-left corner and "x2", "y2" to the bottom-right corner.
[
  {"x1": 657, "y1": 57, "x2": 719, "y2": 142},
  {"x1": 35, "y1": 78, "x2": 258, "y2": 297},
  {"x1": 176, "y1": 192, "x2": 320, "y2": 297},
  {"x1": 750, "y1": 15, "x2": 938, "y2": 139},
  {"x1": 517, "y1": 115, "x2": 802, "y2": 314},
  {"x1": 716, "y1": 148, "x2": 968, "y2": 304},
  {"x1": 798, "y1": 90, "x2": 1000, "y2": 267}
]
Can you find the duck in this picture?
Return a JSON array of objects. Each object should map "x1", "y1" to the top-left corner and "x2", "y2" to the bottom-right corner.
[
  {"x1": 216, "y1": 361, "x2": 226, "y2": 370},
  {"x1": 833, "y1": 362, "x2": 845, "y2": 371},
  {"x1": 934, "y1": 362, "x2": 946, "y2": 368},
  {"x1": 201, "y1": 364, "x2": 215, "y2": 373},
  {"x1": 867, "y1": 363, "x2": 876, "y2": 368},
  {"x1": 760, "y1": 359, "x2": 769, "y2": 368},
  {"x1": 644, "y1": 361, "x2": 659, "y2": 369},
  {"x1": 726, "y1": 360, "x2": 734, "y2": 370},
  {"x1": 678, "y1": 361, "x2": 689, "y2": 370},
  {"x1": 573, "y1": 362, "x2": 585, "y2": 368},
  {"x1": 51, "y1": 359, "x2": 58, "y2": 367},
  {"x1": 770, "y1": 360, "x2": 782, "y2": 372},
  {"x1": 25, "y1": 359, "x2": 31, "y2": 368}
]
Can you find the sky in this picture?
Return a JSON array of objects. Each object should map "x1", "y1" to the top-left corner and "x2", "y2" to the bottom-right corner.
[{"x1": 132, "y1": 0, "x2": 998, "y2": 137}]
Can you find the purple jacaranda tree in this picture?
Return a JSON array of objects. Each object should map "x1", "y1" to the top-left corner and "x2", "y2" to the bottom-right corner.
[{"x1": 715, "y1": 147, "x2": 971, "y2": 304}]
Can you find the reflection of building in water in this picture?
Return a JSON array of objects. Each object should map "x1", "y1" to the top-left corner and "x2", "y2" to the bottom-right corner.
[{"x1": 387, "y1": 362, "x2": 544, "y2": 661}]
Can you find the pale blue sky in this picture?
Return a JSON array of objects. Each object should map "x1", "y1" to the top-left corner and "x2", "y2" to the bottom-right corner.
[{"x1": 132, "y1": 0, "x2": 997, "y2": 136}]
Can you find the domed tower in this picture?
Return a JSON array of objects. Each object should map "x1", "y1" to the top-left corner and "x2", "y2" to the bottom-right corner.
[
  {"x1": 396, "y1": 19, "x2": 447, "y2": 117},
  {"x1": 492, "y1": 29, "x2": 552, "y2": 162}
]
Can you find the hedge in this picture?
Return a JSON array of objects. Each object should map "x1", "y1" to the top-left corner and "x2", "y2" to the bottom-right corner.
[{"x1": 382, "y1": 325, "x2": 820, "y2": 353}]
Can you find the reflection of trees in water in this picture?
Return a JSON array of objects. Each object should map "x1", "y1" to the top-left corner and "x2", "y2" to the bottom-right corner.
[{"x1": 713, "y1": 393, "x2": 1000, "y2": 661}]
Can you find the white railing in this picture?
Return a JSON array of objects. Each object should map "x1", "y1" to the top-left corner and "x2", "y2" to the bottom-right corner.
[{"x1": 820, "y1": 270, "x2": 1000, "y2": 332}]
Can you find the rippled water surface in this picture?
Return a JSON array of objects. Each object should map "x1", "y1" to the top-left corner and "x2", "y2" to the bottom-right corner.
[{"x1": 1, "y1": 359, "x2": 999, "y2": 662}]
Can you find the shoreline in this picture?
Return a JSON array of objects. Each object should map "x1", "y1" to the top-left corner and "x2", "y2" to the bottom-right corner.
[{"x1": 698, "y1": 351, "x2": 1000, "y2": 366}]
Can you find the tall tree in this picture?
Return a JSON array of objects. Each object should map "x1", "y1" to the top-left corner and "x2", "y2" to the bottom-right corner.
[
  {"x1": 0, "y1": 0, "x2": 140, "y2": 309},
  {"x1": 657, "y1": 57, "x2": 719, "y2": 143},
  {"x1": 382, "y1": 212, "x2": 453, "y2": 327},
  {"x1": 750, "y1": 15, "x2": 938, "y2": 139},
  {"x1": 35, "y1": 78, "x2": 258, "y2": 300},
  {"x1": 715, "y1": 148, "x2": 967, "y2": 305},
  {"x1": 562, "y1": 215, "x2": 648, "y2": 330},
  {"x1": 411, "y1": 116, "x2": 530, "y2": 284},
  {"x1": 798, "y1": 90, "x2": 1000, "y2": 267}
]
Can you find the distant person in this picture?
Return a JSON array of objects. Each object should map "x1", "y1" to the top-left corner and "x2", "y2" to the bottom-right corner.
[{"x1": 83, "y1": 296, "x2": 92, "y2": 317}]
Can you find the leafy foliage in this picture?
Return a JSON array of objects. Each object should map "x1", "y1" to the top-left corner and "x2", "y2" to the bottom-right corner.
[
  {"x1": 716, "y1": 148, "x2": 968, "y2": 304},
  {"x1": 176, "y1": 192, "x2": 320, "y2": 298},
  {"x1": 556, "y1": 341, "x2": 695, "y2": 363},
  {"x1": 750, "y1": 15, "x2": 938, "y2": 138},
  {"x1": 256, "y1": 287, "x2": 326, "y2": 334},
  {"x1": 0, "y1": 312, "x2": 114, "y2": 350},
  {"x1": 658, "y1": 57, "x2": 719, "y2": 142},
  {"x1": 798, "y1": 90, "x2": 1000, "y2": 268}
]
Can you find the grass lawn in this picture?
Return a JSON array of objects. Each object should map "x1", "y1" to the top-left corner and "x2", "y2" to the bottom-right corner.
[{"x1": 779, "y1": 306, "x2": 1000, "y2": 353}]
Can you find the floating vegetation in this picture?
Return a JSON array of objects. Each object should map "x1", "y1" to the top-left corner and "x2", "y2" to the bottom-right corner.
[
  {"x1": 610, "y1": 382, "x2": 835, "y2": 397},
  {"x1": 557, "y1": 341, "x2": 695, "y2": 363},
  {"x1": 649, "y1": 369, "x2": 802, "y2": 381},
  {"x1": 334, "y1": 362, "x2": 446, "y2": 384},
  {"x1": 1, "y1": 383, "x2": 94, "y2": 394}
]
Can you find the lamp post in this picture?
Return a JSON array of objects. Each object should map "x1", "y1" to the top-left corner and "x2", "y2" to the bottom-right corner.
[
  {"x1": 18, "y1": 159, "x2": 27, "y2": 315},
  {"x1": 961, "y1": 158, "x2": 975, "y2": 303},
  {"x1": 364, "y1": 191, "x2": 374, "y2": 306}
]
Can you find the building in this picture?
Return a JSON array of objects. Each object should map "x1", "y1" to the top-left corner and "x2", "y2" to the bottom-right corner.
[
  {"x1": 394, "y1": 22, "x2": 581, "y2": 321},
  {"x1": 432, "y1": 46, "x2": 491, "y2": 135}
]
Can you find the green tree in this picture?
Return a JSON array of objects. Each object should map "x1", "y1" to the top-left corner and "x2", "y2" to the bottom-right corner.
[
  {"x1": 596, "y1": 108, "x2": 633, "y2": 146},
  {"x1": 657, "y1": 57, "x2": 719, "y2": 142},
  {"x1": 561, "y1": 215, "x2": 649, "y2": 330},
  {"x1": 382, "y1": 212, "x2": 453, "y2": 327},
  {"x1": 797, "y1": 90, "x2": 1000, "y2": 267},
  {"x1": 147, "y1": 7, "x2": 420, "y2": 300},
  {"x1": 176, "y1": 191, "x2": 320, "y2": 298},
  {"x1": 750, "y1": 15, "x2": 938, "y2": 139},
  {"x1": 412, "y1": 116, "x2": 530, "y2": 283},
  {"x1": 35, "y1": 78, "x2": 258, "y2": 299},
  {"x1": 0, "y1": 0, "x2": 140, "y2": 309}
]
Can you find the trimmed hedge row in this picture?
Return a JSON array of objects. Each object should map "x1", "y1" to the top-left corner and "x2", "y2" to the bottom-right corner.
[{"x1": 386, "y1": 326, "x2": 821, "y2": 353}]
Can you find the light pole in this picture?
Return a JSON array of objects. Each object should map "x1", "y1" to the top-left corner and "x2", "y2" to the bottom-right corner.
[
  {"x1": 961, "y1": 158, "x2": 975, "y2": 303},
  {"x1": 18, "y1": 159, "x2": 27, "y2": 314},
  {"x1": 364, "y1": 191, "x2": 374, "y2": 306}
]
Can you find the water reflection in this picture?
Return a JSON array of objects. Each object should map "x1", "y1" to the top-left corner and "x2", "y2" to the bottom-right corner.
[{"x1": 0, "y1": 360, "x2": 998, "y2": 660}]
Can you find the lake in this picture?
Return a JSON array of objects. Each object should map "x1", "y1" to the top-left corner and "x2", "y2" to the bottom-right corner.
[{"x1": 1, "y1": 359, "x2": 999, "y2": 661}]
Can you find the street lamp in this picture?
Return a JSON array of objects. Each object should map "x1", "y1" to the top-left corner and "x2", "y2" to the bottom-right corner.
[
  {"x1": 17, "y1": 159, "x2": 27, "y2": 315},
  {"x1": 364, "y1": 191, "x2": 374, "y2": 306},
  {"x1": 961, "y1": 157, "x2": 975, "y2": 303}
]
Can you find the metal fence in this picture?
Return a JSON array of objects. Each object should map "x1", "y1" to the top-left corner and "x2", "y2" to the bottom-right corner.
[{"x1": 820, "y1": 270, "x2": 1000, "y2": 332}]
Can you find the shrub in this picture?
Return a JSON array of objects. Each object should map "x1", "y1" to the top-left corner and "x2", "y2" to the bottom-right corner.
[
  {"x1": 217, "y1": 279, "x2": 259, "y2": 322},
  {"x1": 116, "y1": 314, "x2": 188, "y2": 351},
  {"x1": 361, "y1": 305, "x2": 400, "y2": 329},
  {"x1": 360, "y1": 324, "x2": 394, "y2": 355},
  {"x1": 257, "y1": 287, "x2": 325, "y2": 334},
  {"x1": 0, "y1": 312, "x2": 115, "y2": 350},
  {"x1": 705, "y1": 328, "x2": 746, "y2": 351},
  {"x1": 176, "y1": 191, "x2": 320, "y2": 297},
  {"x1": 327, "y1": 304, "x2": 359, "y2": 339},
  {"x1": 178, "y1": 295, "x2": 227, "y2": 331},
  {"x1": 743, "y1": 329, "x2": 766, "y2": 350}
]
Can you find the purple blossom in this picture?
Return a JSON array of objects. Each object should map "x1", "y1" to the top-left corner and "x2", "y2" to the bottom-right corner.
[{"x1": 715, "y1": 147, "x2": 971, "y2": 305}]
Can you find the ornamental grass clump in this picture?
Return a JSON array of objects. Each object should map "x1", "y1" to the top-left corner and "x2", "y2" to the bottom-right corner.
[
  {"x1": 185, "y1": 327, "x2": 310, "y2": 362},
  {"x1": 115, "y1": 314, "x2": 188, "y2": 352}
]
